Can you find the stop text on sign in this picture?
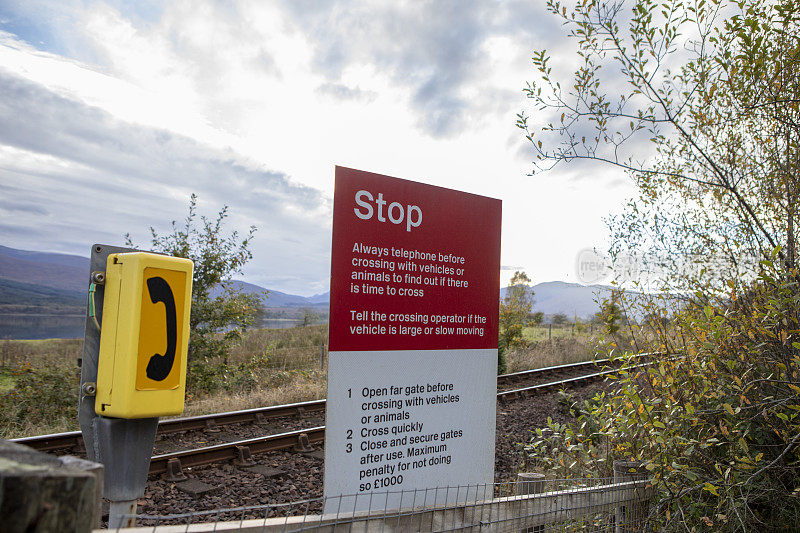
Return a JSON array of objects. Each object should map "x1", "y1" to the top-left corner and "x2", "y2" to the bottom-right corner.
[{"x1": 354, "y1": 190, "x2": 422, "y2": 232}]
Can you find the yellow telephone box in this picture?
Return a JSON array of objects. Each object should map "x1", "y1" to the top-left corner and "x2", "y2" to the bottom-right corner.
[{"x1": 96, "y1": 252, "x2": 193, "y2": 418}]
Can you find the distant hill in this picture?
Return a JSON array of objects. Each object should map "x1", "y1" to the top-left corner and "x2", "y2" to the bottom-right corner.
[
  {"x1": 0, "y1": 278, "x2": 84, "y2": 310},
  {"x1": 530, "y1": 281, "x2": 611, "y2": 319},
  {"x1": 0, "y1": 245, "x2": 88, "y2": 293},
  {"x1": 500, "y1": 281, "x2": 611, "y2": 320},
  {"x1": 210, "y1": 280, "x2": 329, "y2": 309},
  {"x1": 0, "y1": 245, "x2": 88, "y2": 269},
  {"x1": 0, "y1": 245, "x2": 612, "y2": 319},
  {"x1": 306, "y1": 291, "x2": 331, "y2": 305},
  {"x1": 0, "y1": 245, "x2": 328, "y2": 314}
]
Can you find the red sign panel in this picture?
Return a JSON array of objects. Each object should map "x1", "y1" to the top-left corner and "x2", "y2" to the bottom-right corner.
[{"x1": 329, "y1": 166, "x2": 502, "y2": 352}]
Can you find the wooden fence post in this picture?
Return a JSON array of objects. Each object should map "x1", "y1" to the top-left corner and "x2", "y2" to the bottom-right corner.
[
  {"x1": 320, "y1": 344, "x2": 326, "y2": 370},
  {"x1": 614, "y1": 460, "x2": 648, "y2": 532},
  {"x1": 59, "y1": 455, "x2": 105, "y2": 529},
  {"x1": 1, "y1": 336, "x2": 9, "y2": 368},
  {"x1": 1, "y1": 440, "x2": 102, "y2": 533},
  {"x1": 517, "y1": 472, "x2": 546, "y2": 533}
]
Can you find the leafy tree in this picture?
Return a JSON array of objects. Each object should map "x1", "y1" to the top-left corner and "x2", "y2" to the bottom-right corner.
[
  {"x1": 517, "y1": 0, "x2": 800, "y2": 289},
  {"x1": 551, "y1": 313, "x2": 569, "y2": 325},
  {"x1": 530, "y1": 259, "x2": 800, "y2": 530},
  {"x1": 300, "y1": 307, "x2": 319, "y2": 327},
  {"x1": 518, "y1": 1, "x2": 800, "y2": 529},
  {"x1": 126, "y1": 194, "x2": 265, "y2": 369},
  {"x1": 593, "y1": 291, "x2": 626, "y2": 335},
  {"x1": 498, "y1": 271, "x2": 536, "y2": 372}
]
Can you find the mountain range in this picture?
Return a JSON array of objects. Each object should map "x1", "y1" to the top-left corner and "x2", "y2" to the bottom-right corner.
[{"x1": 0, "y1": 244, "x2": 609, "y2": 319}]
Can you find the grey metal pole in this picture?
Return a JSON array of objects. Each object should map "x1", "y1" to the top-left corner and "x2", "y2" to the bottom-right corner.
[
  {"x1": 109, "y1": 500, "x2": 137, "y2": 529},
  {"x1": 79, "y1": 244, "x2": 160, "y2": 530}
]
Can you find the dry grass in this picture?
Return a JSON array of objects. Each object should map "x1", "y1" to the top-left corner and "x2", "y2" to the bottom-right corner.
[
  {"x1": 0, "y1": 337, "x2": 82, "y2": 368},
  {"x1": 4, "y1": 322, "x2": 610, "y2": 437},
  {"x1": 229, "y1": 324, "x2": 328, "y2": 370},
  {"x1": 4, "y1": 408, "x2": 78, "y2": 438},
  {"x1": 180, "y1": 325, "x2": 329, "y2": 416},
  {"x1": 505, "y1": 336, "x2": 599, "y2": 373},
  {"x1": 521, "y1": 324, "x2": 604, "y2": 342},
  {"x1": 179, "y1": 369, "x2": 327, "y2": 418},
  {"x1": 0, "y1": 371, "x2": 14, "y2": 393}
]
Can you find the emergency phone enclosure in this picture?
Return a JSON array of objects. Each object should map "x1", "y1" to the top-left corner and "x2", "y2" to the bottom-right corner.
[{"x1": 95, "y1": 252, "x2": 193, "y2": 418}]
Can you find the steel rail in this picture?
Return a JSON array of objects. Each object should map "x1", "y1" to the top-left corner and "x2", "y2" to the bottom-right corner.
[
  {"x1": 497, "y1": 351, "x2": 656, "y2": 384},
  {"x1": 148, "y1": 426, "x2": 326, "y2": 475},
  {"x1": 13, "y1": 354, "x2": 656, "y2": 453},
  {"x1": 148, "y1": 361, "x2": 655, "y2": 473},
  {"x1": 497, "y1": 362, "x2": 652, "y2": 400},
  {"x1": 12, "y1": 399, "x2": 326, "y2": 453},
  {"x1": 155, "y1": 399, "x2": 326, "y2": 434}
]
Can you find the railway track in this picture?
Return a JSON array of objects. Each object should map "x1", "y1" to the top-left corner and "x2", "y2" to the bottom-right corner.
[
  {"x1": 13, "y1": 400, "x2": 327, "y2": 454},
  {"x1": 14, "y1": 355, "x2": 637, "y2": 454},
  {"x1": 13, "y1": 354, "x2": 656, "y2": 474},
  {"x1": 146, "y1": 361, "x2": 652, "y2": 477}
]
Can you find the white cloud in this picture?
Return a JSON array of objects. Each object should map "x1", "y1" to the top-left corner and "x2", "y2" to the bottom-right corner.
[
  {"x1": 0, "y1": 0, "x2": 638, "y2": 295},
  {"x1": 0, "y1": 70, "x2": 332, "y2": 294}
]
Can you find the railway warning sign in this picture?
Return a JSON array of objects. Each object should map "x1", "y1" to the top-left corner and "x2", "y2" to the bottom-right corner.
[{"x1": 324, "y1": 166, "x2": 502, "y2": 511}]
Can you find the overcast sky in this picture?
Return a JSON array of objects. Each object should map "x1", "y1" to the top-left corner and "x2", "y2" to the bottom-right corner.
[{"x1": 0, "y1": 0, "x2": 635, "y2": 296}]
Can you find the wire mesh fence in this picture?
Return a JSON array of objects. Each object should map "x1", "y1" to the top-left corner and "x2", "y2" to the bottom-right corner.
[{"x1": 119, "y1": 475, "x2": 651, "y2": 532}]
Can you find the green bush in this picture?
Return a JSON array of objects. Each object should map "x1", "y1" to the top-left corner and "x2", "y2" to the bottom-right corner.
[
  {"x1": 0, "y1": 362, "x2": 79, "y2": 438},
  {"x1": 527, "y1": 259, "x2": 800, "y2": 530},
  {"x1": 186, "y1": 350, "x2": 274, "y2": 397}
]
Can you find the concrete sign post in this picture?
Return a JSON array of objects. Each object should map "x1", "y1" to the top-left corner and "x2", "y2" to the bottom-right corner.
[{"x1": 324, "y1": 167, "x2": 501, "y2": 512}]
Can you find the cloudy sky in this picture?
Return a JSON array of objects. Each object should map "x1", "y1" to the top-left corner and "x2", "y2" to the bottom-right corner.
[{"x1": 0, "y1": 0, "x2": 635, "y2": 296}]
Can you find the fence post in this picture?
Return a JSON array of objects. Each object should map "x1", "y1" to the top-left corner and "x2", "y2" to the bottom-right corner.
[
  {"x1": 59, "y1": 455, "x2": 105, "y2": 529},
  {"x1": 614, "y1": 460, "x2": 647, "y2": 532},
  {"x1": 320, "y1": 344, "x2": 326, "y2": 370},
  {"x1": 1, "y1": 336, "x2": 9, "y2": 368},
  {"x1": 517, "y1": 472, "x2": 546, "y2": 533},
  {"x1": 1, "y1": 440, "x2": 101, "y2": 533},
  {"x1": 548, "y1": 324, "x2": 552, "y2": 340}
]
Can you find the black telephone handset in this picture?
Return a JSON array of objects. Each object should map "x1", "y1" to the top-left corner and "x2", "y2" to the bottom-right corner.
[{"x1": 145, "y1": 276, "x2": 177, "y2": 381}]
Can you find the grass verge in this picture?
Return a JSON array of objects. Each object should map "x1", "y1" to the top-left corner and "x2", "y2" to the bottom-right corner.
[
  {"x1": 505, "y1": 336, "x2": 597, "y2": 373},
  {"x1": 3, "y1": 322, "x2": 598, "y2": 437}
]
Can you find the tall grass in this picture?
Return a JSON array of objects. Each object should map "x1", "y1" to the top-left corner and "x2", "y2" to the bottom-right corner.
[
  {"x1": 179, "y1": 370, "x2": 326, "y2": 418},
  {"x1": 521, "y1": 324, "x2": 600, "y2": 342},
  {"x1": 3, "y1": 322, "x2": 600, "y2": 437},
  {"x1": 229, "y1": 324, "x2": 328, "y2": 370},
  {"x1": 505, "y1": 336, "x2": 597, "y2": 373},
  {"x1": 0, "y1": 337, "x2": 82, "y2": 368},
  {"x1": 0, "y1": 359, "x2": 81, "y2": 438}
]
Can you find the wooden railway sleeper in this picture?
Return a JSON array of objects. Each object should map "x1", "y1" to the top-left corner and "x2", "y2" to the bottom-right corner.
[{"x1": 205, "y1": 419, "x2": 220, "y2": 432}]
